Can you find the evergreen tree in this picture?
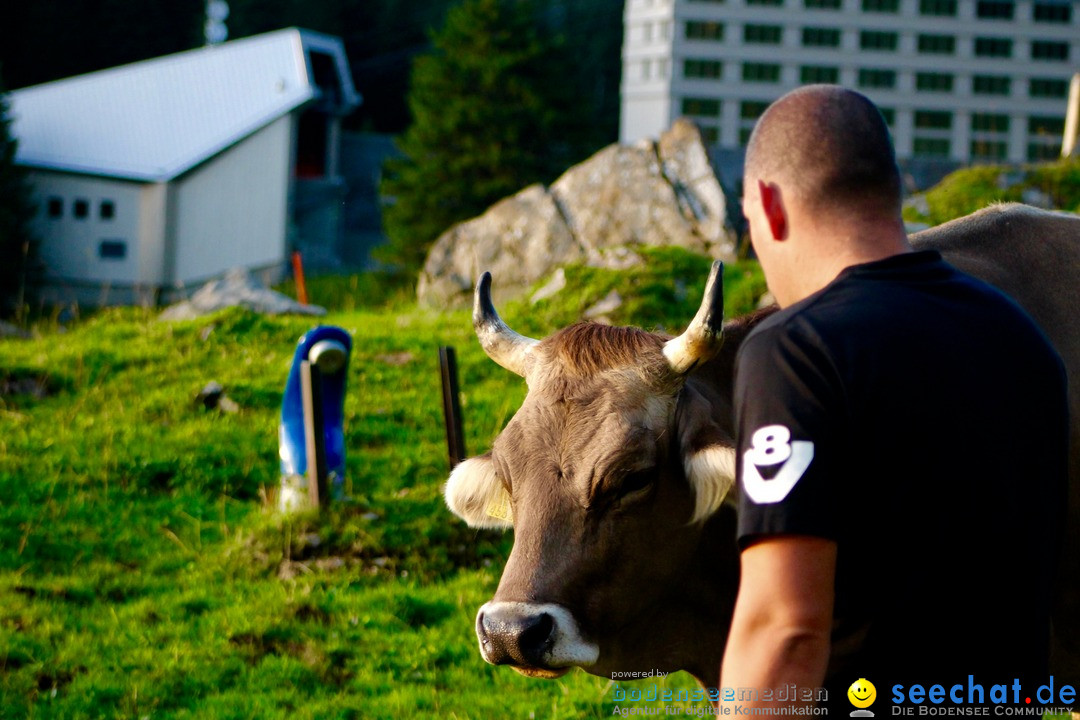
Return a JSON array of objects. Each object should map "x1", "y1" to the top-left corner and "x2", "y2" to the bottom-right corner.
[
  {"x1": 379, "y1": 0, "x2": 595, "y2": 271},
  {"x1": 0, "y1": 72, "x2": 37, "y2": 319}
]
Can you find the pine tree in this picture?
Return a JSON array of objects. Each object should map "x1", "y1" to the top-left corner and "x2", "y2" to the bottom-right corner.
[
  {"x1": 0, "y1": 72, "x2": 37, "y2": 319},
  {"x1": 379, "y1": 0, "x2": 591, "y2": 271}
]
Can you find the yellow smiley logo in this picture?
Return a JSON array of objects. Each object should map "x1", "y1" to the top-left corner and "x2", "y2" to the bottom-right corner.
[{"x1": 848, "y1": 678, "x2": 877, "y2": 709}]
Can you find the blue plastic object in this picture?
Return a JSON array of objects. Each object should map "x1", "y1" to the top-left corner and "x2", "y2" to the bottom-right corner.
[{"x1": 279, "y1": 325, "x2": 352, "y2": 510}]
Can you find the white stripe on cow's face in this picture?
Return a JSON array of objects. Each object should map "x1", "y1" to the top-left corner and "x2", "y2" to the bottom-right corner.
[
  {"x1": 444, "y1": 455, "x2": 513, "y2": 530},
  {"x1": 476, "y1": 601, "x2": 599, "y2": 667},
  {"x1": 684, "y1": 445, "x2": 737, "y2": 523}
]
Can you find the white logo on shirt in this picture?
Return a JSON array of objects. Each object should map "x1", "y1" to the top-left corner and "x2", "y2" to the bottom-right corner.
[{"x1": 742, "y1": 424, "x2": 814, "y2": 504}]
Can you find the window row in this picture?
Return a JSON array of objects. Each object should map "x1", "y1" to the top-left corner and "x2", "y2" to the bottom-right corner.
[
  {"x1": 45, "y1": 197, "x2": 116, "y2": 221},
  {"x1": 682, "y1": 99, "x2": 1064, "y2": 138},
  {"x1": 915, "y1": 138, "x2": 1062, "y2": 161},
  {"x1": 686, "y1": 0, "x2": 1071, "y2": 23},
  {"x1": 683, "y1": 22, "x2": 1072, "y2": 62},
  {"x1": 678, "y1": 61, "x2": 1072, "y2": 98}
]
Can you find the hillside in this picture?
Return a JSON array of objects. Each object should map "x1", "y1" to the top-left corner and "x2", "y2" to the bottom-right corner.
[
  {"x1": 0, "y1": 251, "x2": 765, "y2": 718},
  {"x1": 904, "y1": 157, "x2": 1080, "y2": 227}
]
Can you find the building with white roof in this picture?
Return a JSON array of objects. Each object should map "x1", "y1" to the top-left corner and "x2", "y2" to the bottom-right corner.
[
  {"x1": 621, "y1": 0, "x2": 1078, "y2": 177},
  {"x1": 11, "y1": 28, "x2": 360, "y2": 305}
]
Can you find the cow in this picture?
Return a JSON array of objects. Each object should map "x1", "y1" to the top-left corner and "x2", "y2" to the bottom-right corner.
[{"x1": 443, "y1": 203, "x2": 1080, "y2": 692}]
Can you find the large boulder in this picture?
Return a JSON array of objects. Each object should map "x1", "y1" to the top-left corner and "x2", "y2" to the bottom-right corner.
[
  {"x1": 416, "y1": 184, "x2": 582, "y2": 308},
  {"x1": 417, "y1": 119, "x2": 738, "y2": 307}
]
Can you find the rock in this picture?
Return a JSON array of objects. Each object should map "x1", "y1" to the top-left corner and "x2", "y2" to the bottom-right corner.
[
  {"x1": 159, "y1": 267, "x2": 326, "y2": 320},
  {"x1": 584, "y1": 289, "x2": 623, "y2": 318},
  {"x1": 196, "y1": 381, "x2": 224, "y2": 409},
  {"x1": 196, "y1": 380, "x2": 239, "y2": 413},
  {"x1": 551, "y1": 141, "x2": 707, "y2": 258},
  {"x1": 416, "y1": 120, "x2": 739, "y2": 307},
  {"x1": 1021, "y1": 188, "x2": 1053, "y2": 209},
  {"x1": 375, "y1": 351, "x2": 414, "y2": 366},
  {"x1": 658, "y1": 119, "x2": 735, "y2": 259},
  {"x1": 903, "y1": 194, "x2": 930, "y2": 219},
  {"x1": 417, "y1": 184, "x2": 581, "y2": 308},
  {"x1": 530, "y1": 268, "x2": 567, "y2": 305},
  {"x1": 0, "y1": 321, "x2": 31, "y2": 339}
]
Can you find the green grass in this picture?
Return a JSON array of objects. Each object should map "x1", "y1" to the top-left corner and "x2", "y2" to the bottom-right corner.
[
  {"x1": 903, "y1": 156, "x2": 1080, "y2": 227},
  {"x1": 0, "y1": 250, "x2": 761, "y2": 718}
]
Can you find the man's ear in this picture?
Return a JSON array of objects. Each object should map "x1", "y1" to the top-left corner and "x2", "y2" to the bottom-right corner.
[
  {"x1": 444, "y1": 453, "x2": 513, "y2": 529},
  {"x1": 758, "y1": 180, "x2": 787, "y2": 241},
  {"x1": 676, "y1": 384, "x2": 737, "y2": 523}
]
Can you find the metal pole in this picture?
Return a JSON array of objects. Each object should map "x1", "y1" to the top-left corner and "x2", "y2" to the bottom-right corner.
[
  {"x1": 300, "y1": 360, "x2": 329, "y2": 509},
  {"x1": 439, "y1": 347, "x2": 467, "y2": 469}
]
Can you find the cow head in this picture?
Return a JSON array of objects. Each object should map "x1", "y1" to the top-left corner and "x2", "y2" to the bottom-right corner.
[{"x1": 445, "y1": 262, "x2": 745, "y2": 683}]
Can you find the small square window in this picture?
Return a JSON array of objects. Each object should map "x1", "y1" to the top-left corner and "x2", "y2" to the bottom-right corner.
[
  {"x1": 916, "y1": 72, "x2": 954, "y2": 92},
  {"x1": 973, "y1": 75, "x2": 1011, "y2": 95},
  {"x1": 99, "y1": 240, "x2": 127, "y2": 260},
  {"x1": 920, "y1": 0, "x2": 957, "y2": 15},
  {"x1": 682, "y1": 97, "x2": 721, "y2": 117},
  {"x1": 1028, "y1": 142, "x2": 1059, "y2": 161},
  {"x1": 741, "y1": 101, "x2": 771, "y2": 119},
  {"x1": 918, "y1": 34, "x2": 956, "y2": 55},
  {"x1": 860, "y1": 31, "x2": 898, "y2": 51},
  {"x1": 74, "y1": 199, "x2": 90, "y2": 219},
  {"x1": 1033, "y1": 2, "x2": 1071, "y2": 23},
  {"x1": 976, "y1": 1, "x2": 1015, "y2": 19},
  {"x1": 913, "y1": 137, "x2": 951, "y2": 157},
  {"x1": 915, "y1": 111, "x2": 953, "y2": 130},
  {"x1": 100, "y1": 201, "x2": 115, "y2": 220},
  {"x1": 974, "y1": 38, "x2": 1013, "y2": 58},
  {"x1": 971, "y1": 140, "x2": 1008, "y2": 161},
  {"x1": 863, "y1": 0, "x2": 900, "y2": 11},
  {"x1": 800, "y1": 65, "x2": 840, "y2": 84},
  {"x1": 743, "y1": 63, "x2": 782, "y2": 83},
  {"x1": 972, "y1": 113, "x2": 1010, "y2": 133},
  {"x1": 1030, "y1": 78, "x2": 1068, "y2": 98},
  {"x1": 744, "y1": 24, "x2": 783, "y2": 44},
  {"x1": 47, "y1": 197, "x2": 63, "y2": 218},
  {"x1": 1029, "y1": 116, "x2": 1066, "y2": 135},
  {"x1": 1032, "y1": 41, "x2": 1069, "y2": 62}
]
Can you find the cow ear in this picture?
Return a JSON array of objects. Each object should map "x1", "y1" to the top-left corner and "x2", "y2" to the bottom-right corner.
[
  {"x1": 444, "y1": 453, "x2": 513, "y2": 530},
  {"x1": 676, "y1": 385, "x2": 737, "y2": 523}
]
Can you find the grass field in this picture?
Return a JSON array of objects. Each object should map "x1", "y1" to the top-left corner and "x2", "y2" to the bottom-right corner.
[{"x1": 0, "y1": 250, "x2": 767, "y2": 719}]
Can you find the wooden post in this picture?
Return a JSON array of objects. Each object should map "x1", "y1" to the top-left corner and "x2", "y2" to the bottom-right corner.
[
  {"x1": 291, "y1": 251, "x2": 309, "y2": 305},
  {"x1": 439, "y1": 347, "x2": 467, "y2": 469},
  {"x1": 300, "y1": 360, "x2": 329, "y2": 509}
]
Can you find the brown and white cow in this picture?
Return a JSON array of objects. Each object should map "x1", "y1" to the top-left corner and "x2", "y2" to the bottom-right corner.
[{"x1": 444, "y1": 203, "x2": 1080, "y2": 690}]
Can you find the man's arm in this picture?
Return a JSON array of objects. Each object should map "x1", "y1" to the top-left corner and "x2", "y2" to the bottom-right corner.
[{"x1": 720, "y1": 535, "x2": 836, "y2": 707}]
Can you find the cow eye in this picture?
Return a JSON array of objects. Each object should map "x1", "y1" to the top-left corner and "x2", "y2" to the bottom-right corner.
[{"x1": 619, "y1": 468, "x2": 655, "y2": 499}]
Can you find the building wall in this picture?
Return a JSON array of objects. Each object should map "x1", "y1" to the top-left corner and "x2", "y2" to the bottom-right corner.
[
  {"x1": 28, "y1": 171, "x2": 155, "y2": 287},
  {"x1": 621, "y1": 0, "x2": 1079, "y2": 165},
  {"x1": 170, "y1": 114, "x2": 294, "y2": 286}
]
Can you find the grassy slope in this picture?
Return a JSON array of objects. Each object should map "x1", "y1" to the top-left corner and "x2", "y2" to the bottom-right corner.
[
  {"x1": 903, "y1": 157, "x2": 1080, "y2": 227},
  {"x1": 0, "y1": 251, "x2": 764, "y2": 719}
]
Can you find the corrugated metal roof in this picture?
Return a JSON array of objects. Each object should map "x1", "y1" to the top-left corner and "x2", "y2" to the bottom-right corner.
[{"x1": 11, "y1": 28, "x2": 359, "y2": 182}]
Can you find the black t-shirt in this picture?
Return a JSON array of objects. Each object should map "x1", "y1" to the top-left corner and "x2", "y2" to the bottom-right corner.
[{"x1": 734, "y1": 251, "x2": 1068, "y2": 706}]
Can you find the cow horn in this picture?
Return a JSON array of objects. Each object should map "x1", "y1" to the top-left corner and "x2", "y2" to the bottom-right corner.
[
  {"x1": 474, "y1": 271, "x2": 539, "y2": 377},
  {"x1": 663, "y1": 261, "x2": 725, "y2": 375}
]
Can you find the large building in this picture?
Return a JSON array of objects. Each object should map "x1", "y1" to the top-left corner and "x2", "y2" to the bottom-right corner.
[
  {"x1": 11, "y1": 29, "x2": 360, "y2": 306},
  {"x1": 621, "y1": 0, "x2": 1078, "y2": 169}
]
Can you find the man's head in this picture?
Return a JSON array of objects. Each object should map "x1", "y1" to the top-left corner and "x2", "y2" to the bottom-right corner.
[{"x1": 742, "y1": 85, "x2": 908, "y2": 306}]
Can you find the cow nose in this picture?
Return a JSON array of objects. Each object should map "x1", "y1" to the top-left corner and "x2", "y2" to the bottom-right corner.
[{"x1": 476, "y1": 604, "x2": 556, "y2": 667}]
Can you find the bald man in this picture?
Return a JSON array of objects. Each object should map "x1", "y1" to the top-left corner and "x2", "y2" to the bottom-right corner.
[{"x1": 719, "y1": 86, "x2": 1068, "y2": 710}]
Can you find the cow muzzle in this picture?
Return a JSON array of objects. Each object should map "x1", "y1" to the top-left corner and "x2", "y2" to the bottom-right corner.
[{"x1": 475, "y1": 602, "x2": 599, "y2": 678}]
